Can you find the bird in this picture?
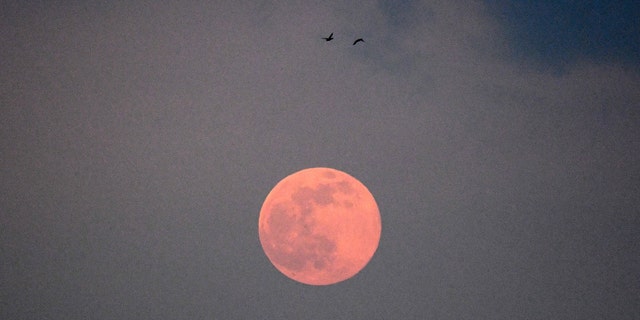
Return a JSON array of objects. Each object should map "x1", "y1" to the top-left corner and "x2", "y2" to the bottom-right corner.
[
  {"x1": 353, "y1": 38, "x2": 364, "y2": 45},
  {"x1": 322, "y1": 33, "x2": 334, "y2": 41}
]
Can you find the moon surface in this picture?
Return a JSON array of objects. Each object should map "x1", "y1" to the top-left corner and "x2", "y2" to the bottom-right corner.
[{"x1": 259, "y1": 167, "x2": 381, "y2": 286}]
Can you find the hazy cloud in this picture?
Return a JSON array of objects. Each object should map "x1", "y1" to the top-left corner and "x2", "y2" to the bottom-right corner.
[{"x1": 2, "y1": 1, "x2": 638, "y2": 318}]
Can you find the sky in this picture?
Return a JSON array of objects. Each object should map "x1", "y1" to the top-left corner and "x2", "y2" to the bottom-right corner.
[{"x1": 1, "y1": 0, "x2": 639, "y2": 318}]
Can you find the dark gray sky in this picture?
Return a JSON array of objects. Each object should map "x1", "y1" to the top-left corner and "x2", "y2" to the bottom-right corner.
[{"x1": 2, "y1": 1, "x2": 639, "y2": 318}]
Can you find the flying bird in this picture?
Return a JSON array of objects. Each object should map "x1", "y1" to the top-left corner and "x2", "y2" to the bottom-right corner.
[
  {"x1": 322, "y1": 33, "x2": 334, "y2": 41},
  {"x1": 352, "y1": 38, "x2": 365, "y2": 45}
]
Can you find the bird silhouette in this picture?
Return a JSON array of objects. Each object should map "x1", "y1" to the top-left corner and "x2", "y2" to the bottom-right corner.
[
  {"x1": 352, "y1": 38, "x2": 364, "y2": 45},
  {"x1": 322, "y1": 33, "x2": 334, "y2": 41}
]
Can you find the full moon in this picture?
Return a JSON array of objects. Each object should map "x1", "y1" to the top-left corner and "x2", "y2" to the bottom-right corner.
[{"x1": 258, "y1": 167, "x2": 381, "y2": 286}]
